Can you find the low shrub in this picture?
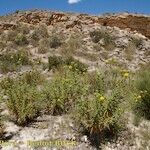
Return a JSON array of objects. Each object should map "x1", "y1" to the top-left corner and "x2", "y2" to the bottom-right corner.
[
  {"x1": 49, "y1": 35, "x2": 62, "y2": 48},
  {"x1": 64, "y1": 56, "x2": 88, "y2": 73},
  {"x1": 42, "y1": 67, "x2": 88, "y2": 115},
  {"x1": 47, "y1": 55, "x2": 64, "y2": 71},
  {"x1": 47, "y1": 55, "x2": 87, "y2": 73},
  {"x1": 6, "y1": 82, "x2": 41, "y2": 126},
  {"x1": 73, "y1": 69, "x2": 131, "y2": 137},
  {"x1": 0, "y1": 119, "x2": 5, "y2": 139},
  {"x1": 134, "y1": 69, "x2": 150, "y2": 120},
  {"x1": 90, "y1": 30, "x2": 104, "y2": 43},
  {"x1": 6, "y1": 30, "x2": 18, "y2": 41},
  {"x1": 90, "y1": 30, "x2": 115, "y2": 50},
  {"x1": 0, "y1": 70, "x2": 44, "y2": 90},
  {"x1": 36, "y1": 24, "x2": 49, "y2": 38},
  {"x1": 19, "y1": 70, "x2": 44, "y2": 86},
  {"x1": 73, "y1": 90, "x2": 124, "y2": 135},
  {"x1": 0, "y1": 76, "x2": 16, "y2": 91},
  {"x1": 0, "y1": 49, "x2": 31, "y2": 73},
  {"x1": 38, "y1": 38, "x2": 49, "y2": 54},
  {"x1": 15, "y1": 33, "x2": 28, "y2": 45},
  {"x1": 61, "y1": 34, "x2": 82, "y2": 56}
]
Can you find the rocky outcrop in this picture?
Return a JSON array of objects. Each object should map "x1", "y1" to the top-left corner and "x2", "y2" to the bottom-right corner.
[
  {"x1": 0, "y1": 23, "x2": 17, "y2": 31},
  {"x1": 98, "y1": 14, "x2": 150, "y2": 39},
  {"x1": 0, "y1": 11, "x2": 150, "y2": 39}
]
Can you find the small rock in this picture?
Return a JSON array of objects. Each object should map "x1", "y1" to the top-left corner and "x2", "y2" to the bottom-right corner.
[{"x1": 81, "y1": 135, "x2": 88, "y2": 143}]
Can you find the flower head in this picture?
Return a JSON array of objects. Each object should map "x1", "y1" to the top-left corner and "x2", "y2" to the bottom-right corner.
[
  {"x1": 137, "y1": 95, "x2": 142, "y2": 99},
  {"x1": 123, "y1": 72, "x2": 129, "y2": 78},
  {"x1": 68, "y1": 65, "x2": 73, "y2": 69},
  {"x1": 99, "y1": 96, "x2": 105, "y2": 102}
]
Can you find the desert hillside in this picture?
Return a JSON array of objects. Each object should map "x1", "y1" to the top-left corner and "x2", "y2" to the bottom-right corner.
[{"x1": 0, "y1": 10, "x2": 150, "y2": 150}]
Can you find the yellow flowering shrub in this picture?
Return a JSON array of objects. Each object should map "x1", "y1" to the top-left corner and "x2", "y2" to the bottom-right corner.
[
  {"x1": 41, "y1": 67, "x2": 88, "y2": 115},
  {"x1": 73, "y1": 69, "x2": 131, "y2": 137}
]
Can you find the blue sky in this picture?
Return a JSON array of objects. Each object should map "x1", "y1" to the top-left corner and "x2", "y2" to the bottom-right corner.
[{"x1": 0, "y1": 0, "x2": 150, "y2": 16}]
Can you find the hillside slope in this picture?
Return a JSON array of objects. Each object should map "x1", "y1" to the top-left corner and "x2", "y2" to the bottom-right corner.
[{"x1": 0, "y1": 10, "x2": 150, "y2": 150}]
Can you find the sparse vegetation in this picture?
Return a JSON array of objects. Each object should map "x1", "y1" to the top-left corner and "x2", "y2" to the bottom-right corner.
[
  {"x1": 61, "y1": 34, "x2": 82, "y2": 56},
  {"x1": 0, "y1": 70, "x2": 44, "y2": 90},
  {"x1": 19, "y1": 70, "x2": 44, "y2": 86},
  {"x1": 38, "y1": 38, "x2": 49, "y2": 54},
  {"x1": 15, "y1": 33, "x2": 28, "y2": 45},
  {"x1": 0, "y1": 11, "x2": 149, "y2": 149},
  {"x1": 90, "y1": 30, "x2": 115, "y2": 50},
  {"x1": 0, "y1": 120, "x2": 5, "y2": 139},
  {"x1": 0, "y1": 49, "x2": 31, "y2": 73},
  {"x1": 46, "y1": 55, "x2": 87, "y2": 73},
  {"x1": 49, "y1": 35, "x2": 62, "y2": 48},
  {"x1": 134, "y1": 69, "x2": 150, "y2": 120}
]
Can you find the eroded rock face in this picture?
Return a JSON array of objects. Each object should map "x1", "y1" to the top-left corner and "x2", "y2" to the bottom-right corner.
[
  {"x1": 98, "y1": 15, "x2": 150, "y2": 39},
  {"x1": 0, "y1": 11, "x2": 150, "y2": 38}
]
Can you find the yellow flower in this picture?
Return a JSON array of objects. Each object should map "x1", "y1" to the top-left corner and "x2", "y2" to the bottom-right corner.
[
  {"x1": 123, "y1": 72, "x2": 129, "y2": 78},
  {"x1": 68, "y1": 65, "x2": 72, "y2": 69},
  {"x1": 137, "y1": 95, "x2": 142, "y2": 99},
  {"x1": 99, "y1": 96, "x2": 105, "y2": 101},
  {"x1": 105, "y1": 60, "x2": 109, "y2": 64}
]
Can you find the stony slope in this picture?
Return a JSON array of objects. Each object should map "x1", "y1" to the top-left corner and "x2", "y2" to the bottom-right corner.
[
  {"x1": 0, "y1": 10, "x2": 150, "y2": 73},
  {"x1": 0, "y1": 10, "x2": 150, "y2": 150}
]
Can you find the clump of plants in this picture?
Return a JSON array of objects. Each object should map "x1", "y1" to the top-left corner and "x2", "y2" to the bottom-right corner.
[
  {"x1": 90, "y1": 30, "x2": 115, "y2": 50},
  {"x1": 19, "y1": 70, "x2": 44, "y2": 86},
  {"x1": 0, "y1": 70, "x2": 44, "y2": 126},
  {"x1": 6, "y1": 82, "x2": 41, "y2": 126},
  {"x1": 35, "y1": 24, "x2": 49, "y2": 38},
  {"x1": 38, "y1": 38, "x2": 49, "y2": 54},
  {"x1": 134, "y1": 69, "x2": 150, "y2": 120},
  {"x1": 0, "y1": 76, "x2": 16, "y2": 91},
  {"x1": 61, "y1": 34, "x2": 82, "y2": 56},
  {"x1": 49, "y1": 35, "x2": 62, "y2": 48},
  {"x1": 46, "y1": 55, "x2": 87, "y2": 73},
  {"x1": 0, "y1": 70, "x2": 44, "y2": 90},
  {"x1": 0, "y1": 49, "x2": 31, "y2": 73},
  {"x1": 41, "y1": 67, "x2": 88, "y2": 115},
  {"x1": 15, "y1": 33, "x2": 28, "y2": 45},
  {"x1": 47, "y1": 55, "x2": 64, "y2": 71},
  {"x1": 73, "y1": 69, "x2": 131, "y2": 141},
  {"x1": 0, "y1": 119, "x2": 5, "y2": 139},
  {"x1": 64, "y1": 56, "x2": 87, "y2": 73}
]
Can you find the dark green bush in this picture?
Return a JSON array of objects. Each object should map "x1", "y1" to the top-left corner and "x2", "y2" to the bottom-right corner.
[
  {"x1": 48, "y1": 55, "x2": 64, "y2": 71},
  {"x1": 47, "y1": 55, "x2": 87, "y2": 73},
  {"x1": 64, "y1": 57, "x2": 87, "y2": 73},
  {"x1": 49, "y1": 36, "x2": 62, "y2": 48}
]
